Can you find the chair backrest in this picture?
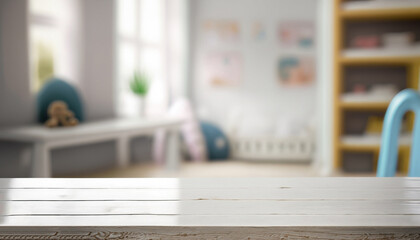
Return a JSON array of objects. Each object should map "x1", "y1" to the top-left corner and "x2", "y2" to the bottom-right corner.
[
  {"x1": 377, "y1": 89, "x2": 420, "y2": 177},
  {"x1": 37, "y1": 78, "x2": 84, "y2": 123}
]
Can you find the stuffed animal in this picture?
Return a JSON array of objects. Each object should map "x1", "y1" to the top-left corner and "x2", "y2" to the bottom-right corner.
[{"x1": 45, "y1": 101, "x2": 79, "y2": 128}]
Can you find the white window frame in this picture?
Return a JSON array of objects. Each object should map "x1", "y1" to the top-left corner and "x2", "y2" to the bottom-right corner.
[{"x1": 116, "y1": 0, "x2": 170, "y2": 118}]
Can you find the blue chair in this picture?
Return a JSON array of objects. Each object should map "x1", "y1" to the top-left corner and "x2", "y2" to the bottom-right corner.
[
  {"x1": 37, "y1": 78, "x2": 84, "y2": 123},
  {"x1": 377, "y1": 89, "x2": 420, "y2": 177}
]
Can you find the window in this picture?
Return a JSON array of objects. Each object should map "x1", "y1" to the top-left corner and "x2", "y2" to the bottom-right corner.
[
  {"x1": 116, "y1": 0, "x2": 169, "y2": 117},
  {"x1": 29, "y1": 0, "x2": 81, "y2": 92},
  {"x1": 29, "y1": 0, "x2": 58, "y2": 92}
]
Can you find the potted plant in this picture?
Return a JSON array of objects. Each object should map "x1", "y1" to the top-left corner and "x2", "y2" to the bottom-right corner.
[{"x1": 130, "y1": 71, "x2": 150, "y2": 117}]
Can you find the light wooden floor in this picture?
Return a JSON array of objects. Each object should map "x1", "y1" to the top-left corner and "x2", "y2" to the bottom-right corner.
[{"x1": 70, "y1": 160, "x2": 376, "y2": 178}]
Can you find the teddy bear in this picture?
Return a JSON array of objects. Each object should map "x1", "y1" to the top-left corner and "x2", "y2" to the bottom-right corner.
[{"x1": 45, "y1": 101, "x2": 79, "y2": 128}]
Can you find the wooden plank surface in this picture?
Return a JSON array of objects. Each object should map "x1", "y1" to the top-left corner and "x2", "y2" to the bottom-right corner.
[
  {"x1": 3, "y1": 188, "x2": 420, "y2": 200},
  {"x1": 3, "y1": 200, "x2": 420, "y2": 215},
  {"x1": 0, "y1": 178, "x2": 419, "y2": 228},
  {"x1": 2, "y1": 177, "x2": 420, "y2": 188},
  {"x1": 1, "y1": 178, "x2": 420, "y2": 239}
]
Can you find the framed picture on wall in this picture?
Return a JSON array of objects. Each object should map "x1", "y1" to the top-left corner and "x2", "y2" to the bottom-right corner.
[
  {"x1": 278, "y1": 21, "x2": 315, "y2": 49},
  {"x1": 201, "y1": 20, "x2": 240, "y2": 46},
  {"x1": 277, "y1": 55, "x2": 314, "y2": 86},
  {"x1": 205, "y1": 52, "x2": 242, "y2": 87},
  {"x1": 251, "y1": 22, "x2": 266, "y2": 42}
]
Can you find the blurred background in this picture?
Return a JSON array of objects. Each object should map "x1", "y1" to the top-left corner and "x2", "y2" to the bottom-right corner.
[{"x1": 0, "y1": 0, "x2": 419, "y2": 177}]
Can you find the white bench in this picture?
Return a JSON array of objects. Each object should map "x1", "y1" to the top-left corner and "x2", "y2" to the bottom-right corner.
[
  {"x1": 0, "y1": 117, "x2": 183, "y2": 177},
  {"x1": 0, "y1": 178, "x2": 420, "y2": 239}
]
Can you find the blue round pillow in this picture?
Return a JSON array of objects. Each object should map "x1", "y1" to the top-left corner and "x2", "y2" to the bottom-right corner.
[
  {"x1": 37, "y1": 78, "x2": 84, "y2": 123},
  {"x1": 200, "y1": 121, "x2": 230, "y2": 160}
]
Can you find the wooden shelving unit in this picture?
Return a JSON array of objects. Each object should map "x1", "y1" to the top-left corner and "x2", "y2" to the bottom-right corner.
[
  {"x1": 341, "y1": 8, "x2": 420, "y2": 20},
  {"x1": 341, "y1": 56, "x2": 419, "y2": 64},
  {"x1": 339, "y1": 101, "x2": 390, "y2": 110},
  {"x1": 341, "y1": 0, "x2": 420, "y2": 19},
  {"x1": 333, "y1": 0, "x2": 420, "y2": 173}
]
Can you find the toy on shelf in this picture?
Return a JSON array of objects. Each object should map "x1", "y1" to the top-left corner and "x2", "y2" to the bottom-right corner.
[
  {"x1": 382, "y1": 32, "x2": 415, "y2": 49},
  {"x1": 341, "y1": 84, "x2": 398, "y2": 103},
  {"x1": 45, "y1": 101, "x2": 79, "y2": 128},
  {"x1": 351, "y1": 35, "x2": 380, "y2": 49},
  {"x1": 348, "y1": 31, "x2": 420, "y2": 55},
  {"x1": 365, "y1": 116, "x2": 383, "y2": 135},
  {"x1": 365, "y1": 115, "x2": 410, "y2": 136},
  {"x1": 353, "y1": 84, "x2": 367, "y2": 94}
]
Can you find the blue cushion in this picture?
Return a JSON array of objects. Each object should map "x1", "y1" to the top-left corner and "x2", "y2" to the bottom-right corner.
[
  {"x1": 37, "y1": 78, "x2": 84, "y2": 123},
  {"x1": 200, "y1": 121, "x2": 230, "y2": 160}
]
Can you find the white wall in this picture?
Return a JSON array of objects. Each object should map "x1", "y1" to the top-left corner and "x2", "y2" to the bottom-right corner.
[
  {"x1": 81, "y1": 0, "x2": 116, "y2": 120},
  {"x1": 0, "y1": 0, "x2": 35, "y2": 177},
  {"x1": 0, "y1": 0, "x2": 34, "y2": 127},
  {"x1": 191, "y1": 0, "x2": 318, "y2": 131}
]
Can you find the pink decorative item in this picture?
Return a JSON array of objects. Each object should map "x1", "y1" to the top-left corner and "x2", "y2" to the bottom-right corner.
[
  {"x1": 351, "y1": 35, "x2": 380, "y2": 49},
  {"x1": 353, "y1": 84, "x2": 366, "y2": 93},
  {"x1": 153, "y1": 98, "x2": 207, "y2": 165}
]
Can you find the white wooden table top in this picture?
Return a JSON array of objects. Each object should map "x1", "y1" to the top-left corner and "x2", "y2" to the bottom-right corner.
[
  {"x1": 1, "y1": 178, "x2": 420, "y2": 228},
  {"x1": 0, "y1": 117, "x2": 183, "y2": 142}
]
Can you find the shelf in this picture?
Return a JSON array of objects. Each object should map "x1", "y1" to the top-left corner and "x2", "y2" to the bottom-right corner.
[
  {"x1": 341, "y1": 0, "x2": 420, "y2": 20},
  {"x1": 333, "y1": 0, "x2": 420, "y2": 171},
  {"x1": 340, "y1": 101, "x2": 389, "y2": 110},
  {"x1": 340, "y1": 134, "x2": 411, "y2": 151},
  {"x1": 341, "y1": 47, "x2": 420, "y2": 64},
  {"x1": 343, "y1": 46, "x2": 420, "y2": 57},
  {"x1": 340, "y1": 94, "x2": 394, "y2": 110},
  {"x1": 341, "y1": 56, "x2": 420, "y2": 64},
  {"x1": 342, "y1": 0, "x2": 420, "y2": 11},
  {"x1": 341, "y1": 8, "x2": 420, "y2": 20}
]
